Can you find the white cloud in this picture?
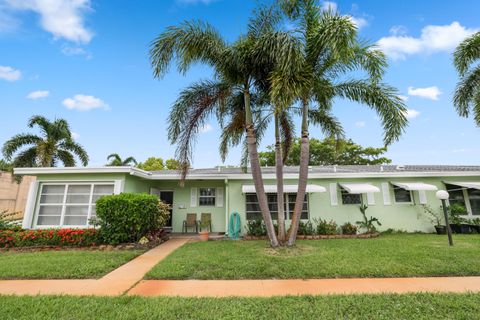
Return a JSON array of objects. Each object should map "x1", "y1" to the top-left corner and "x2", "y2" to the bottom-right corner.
[
  {"x1": 0, "y1": 65, "x2": 21, "y2": 81},
  {"x1": 407, "y1": 86, "x2": 442, "y2": 100},
  {"x1": 349, "y1": 16, "x2": 368, "y2": 29},
  {"x1": 389, "y1": 25, "x2": 408, "y2": 36},
  {"x1": 176, "y1": 0, "x2": 218, "y2": 5},
  {"x1": 322, "y1": 1, "x2": 337, "y2": 11},
  {"x1": 355, "y1": 121, "x2": 366, "y2": 128},
  {"x1": 62, "y1": 94, "x2": 109, "y2": 111},
  {"x1": 378, "y1": 22, "x2": 477, "y2": 60},
  {"x1": 404, "y1": 109, "x2": 420, "y2": 119},
  {"x1": 71, "y1": 131, "x2": 80, "y2": 140},
  {"x1": 398, "y1": 95, "x2": 409, "y2": 102},
  {"x1": 5, "y1": 0, "x2": 93, "y2": 43},
  {"x1": 199, "y1": 123, "x2": 213, "y2": 133},
  {"x1": 26, "y1": 90, "x2": 49, "y2": 99}
]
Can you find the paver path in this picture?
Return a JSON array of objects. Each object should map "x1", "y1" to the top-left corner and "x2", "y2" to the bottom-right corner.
[
  {"x1": 0, "y1": 238, "x2": 188, "y2": 296},
  {"x1": 128, "y1": 277, "x2": 480, "y2": 297}
]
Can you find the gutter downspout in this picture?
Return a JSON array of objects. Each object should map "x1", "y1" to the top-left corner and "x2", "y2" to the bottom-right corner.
[{"x1": 225, "y1": 178, "x2": 229, "y2": 236}]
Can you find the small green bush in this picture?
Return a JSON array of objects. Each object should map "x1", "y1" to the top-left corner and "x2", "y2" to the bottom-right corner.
[
  {"x1": 298, "y1": 220, "x2": 315, "y2": 235},
  {"x1": 96, "y1": 193, "x2": 170, "y2": 245},
  {"x1": 245, "y1": 219, "x2": 266, "y2": 236},
  {"x1": 315, "y1": 219, "x2": 338, "y2": 235},
  {"x1": 341, "y1": 222, "x2": 357, "y2": 235},
  {"x1": 448, "y1": 203, "x2": 468, "y2": 225}
]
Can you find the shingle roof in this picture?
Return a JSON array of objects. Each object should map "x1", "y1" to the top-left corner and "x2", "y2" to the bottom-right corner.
[{"x1": 151, "y1": 165, "x2": 480, "y2": 175}]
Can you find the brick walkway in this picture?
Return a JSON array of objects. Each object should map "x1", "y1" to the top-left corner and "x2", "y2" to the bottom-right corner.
[{"x1": 1, "y1": 238, "x2": 480, "y2": 297}]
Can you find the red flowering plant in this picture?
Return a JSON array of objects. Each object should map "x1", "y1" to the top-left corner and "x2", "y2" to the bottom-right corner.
[{"x1": 0, "y1": 228, "x2": 100, "y2": 248}]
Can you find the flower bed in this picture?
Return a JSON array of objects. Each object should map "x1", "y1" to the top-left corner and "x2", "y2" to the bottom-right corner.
[
  {"x1": 0, "y1": 229, "x2": 99, "y2": 248},
  {"x1": 243, "y1": 233, "x2": 380, "y2": 240}
]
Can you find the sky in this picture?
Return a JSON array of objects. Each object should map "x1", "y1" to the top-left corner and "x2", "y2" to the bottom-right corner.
[{"x1": 1, "y1": 0, "x2": 480, "y2": 168}]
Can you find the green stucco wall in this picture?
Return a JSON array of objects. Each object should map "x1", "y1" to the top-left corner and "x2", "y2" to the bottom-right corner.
[{"x1": 29, "y1": 172, "x2": 480, "y2": 234}]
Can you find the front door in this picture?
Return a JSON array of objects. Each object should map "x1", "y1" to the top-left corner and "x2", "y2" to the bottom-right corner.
[{"x1": 151, "y1": 188, "x2": 174, "y2": 228}]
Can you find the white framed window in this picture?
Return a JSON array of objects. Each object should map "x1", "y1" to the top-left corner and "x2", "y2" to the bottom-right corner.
[
  {"x1": 393, "y1": 187, "x2": 412, "y2": 204},
  {"x1": 35, "y1": 182, "x2": 114, "y2": 228},
  {"x1": 340, "y1": 188, "x2": 362, "y2": 205},
  {"x1": 446, "y1": 184, "x2": 480, "y2": 216},
  {"x1": 199, "y1": 188, "x2": 216, "y2": 206},
  {"x1": 245, "y1": 193, "x2": 308, "y2": 221}
]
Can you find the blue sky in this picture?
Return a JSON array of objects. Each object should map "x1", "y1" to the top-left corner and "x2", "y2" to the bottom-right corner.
[{"x1": 1, "y1": 0, "x2": 480, "y2": 168}]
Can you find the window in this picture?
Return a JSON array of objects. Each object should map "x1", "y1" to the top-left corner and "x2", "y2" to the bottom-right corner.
[
  {"x1": 245, "y1": 193, "x2": 308, "y2": 220},
  {"x1": 393, "y1": 187, "x2": 412, "y2": 203},
  {"x1": 446, "y1": 184, "x2": 467, "y2": 208},
  {"x1": 341, "y1": 188, "x2": 362, "y2": 205},
  {"x1": 36, "y1": 183, "x2": 114, "y2": 227},
  {"x1": 467, "y1": 189, "x2": 480, "y2": 215},
  {"x1": 199, "y1": 188, "x2": 216, "y2": 206}
]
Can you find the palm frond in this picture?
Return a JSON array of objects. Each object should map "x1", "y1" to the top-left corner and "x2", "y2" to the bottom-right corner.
[
  {"x1": 56, "y1": 150, "x2": 76, "y2": 167},
  {"x1": 2, "y1": 134, "x2": 42, "y2": 160},
  {"x1": 58, "y1": 140, "x2": 89, "y2": 166},
  {"x1": 12, "y1": 147, "x2": 38, "y2": 168},
  {"x1": 454, "y1": 32, "x2": 480, "y2": 76},
  {"x1": 453, "y1": 67, "x2": 480, "y2": 121},
  {"x1": 308, "y1": 108, "x2": 344, "y2": 139}
]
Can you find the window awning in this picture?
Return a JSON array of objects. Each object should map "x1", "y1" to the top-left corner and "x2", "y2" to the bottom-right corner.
[
  {"x1": 391, "y1": 182, "x2": 438, "y2": 191},
  {"x1": 241, "y1": 184, "x2": 326, "y2": 193},
  {"x1": 446, "y1": 182, "x2": 480, "y2": 190},
  {"x1": 339, "y1": 183, "x2": 380, "y2": 194}
]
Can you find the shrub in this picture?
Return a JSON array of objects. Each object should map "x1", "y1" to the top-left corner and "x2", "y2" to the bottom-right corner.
[
  {"x1": 341, "y1": 222, "x2": 357, "y2": 235},
  {"x1": 0, "y1": 229, "x2": 99, "y2": 248},
  {"x1": 315, "y1": 219, "x2": 338, "y2": 235},
  {"x1": 245, "y1": 219, "x2": 266, "y2": 236},
  {"x1": 448, "y1": 203, "x2": 468, "y2": 225},
  {"x1": 96, "y1": 193, "x2": 170, "y2": 245},
  {"x1": 356, "y1": 204, "x2": 381, "y2": 234},
  {"x1": 298, "y1": 220, "x2": 315, "y2": 235}
]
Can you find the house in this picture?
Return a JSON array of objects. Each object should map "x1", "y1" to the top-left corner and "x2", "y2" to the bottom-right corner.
[{"x1": 13, "y1": 165, "x2": 480, "y2": 234}]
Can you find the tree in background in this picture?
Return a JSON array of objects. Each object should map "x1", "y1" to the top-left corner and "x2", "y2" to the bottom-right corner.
[
  {"x1": 259, "y1": 138, "x2": 391, "y2": 166},
  {"x1": 453, "y1": 32, "x2": 480, "y2": 124},
  {"x1": 137, "y1": 157, "x2": 181, "y2": 171},
  {"x1": 106, "y1": 153, "x2": 138, "y2": 166},
  {"x1": 2, "y1": 115, "x2": 88, "y2": 168},
  {"x1": 0, "y1": 159, "x2": 12, "y2": 172}
]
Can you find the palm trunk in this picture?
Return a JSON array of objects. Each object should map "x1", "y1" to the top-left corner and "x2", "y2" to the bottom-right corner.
[
  {"x1": 244, "y1": 86, "x2": 279, "y2": 247},
  {"x1": 287, "y1": 98, "x2": 309, "y2": 246},
  {"x1": 274, "y1": 112, "x2": 286, "y2": 243}
]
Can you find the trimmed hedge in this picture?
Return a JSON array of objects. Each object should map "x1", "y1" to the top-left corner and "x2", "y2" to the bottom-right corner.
[
  {"x1": 95, "y1": 193, "x2": 170, "y2": 245},
  {"x1": 0, "y1": 229, "x2": 98, "y2": 248}
]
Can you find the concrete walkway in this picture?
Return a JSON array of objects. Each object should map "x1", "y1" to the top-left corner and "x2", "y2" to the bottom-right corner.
[
  {"x1": 127, "y1": 277, "x2": 480, "y2": 297},
  {"x1": 0, "y1": 238, "x2": 188, "y2": 296}
]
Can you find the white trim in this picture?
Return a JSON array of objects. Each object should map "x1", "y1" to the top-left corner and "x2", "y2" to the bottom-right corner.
[
  {"x1": 339, "y1": 183, "x2": 380, "y2": 194},
  {"x1": 381, "y1": 182, "x2": 391, "y2": 205},
  {"x1": 22, "y1": 181, "x2": 39, "y2": 229},
  {"x1": 114, "y1": 179, "x2": 124, "y2": 194},
  {"x1": 216, "y1": 187, "x2": 224, "y2": 207},
  {"x1": 418, "y1": 190, "x2": 428, "y2": 204},
  {"x1": 367, "y1": 192, "x2": 375, "y2": 205},
  {"x1": 391, "y1": 182, "x2": 437, "y2": 191},
  {"x1": 241, "y1": 184, "x2": 326, "y2": 193},
  {"x1": 329, "y1": 183, "x2": 338, "y2": 206},
  {"x1": 14, "y1": 166, "x2": 480, "y2": 180},
  {"x1": 190, "y1": 187, "x2": 197, "y2": 208}
]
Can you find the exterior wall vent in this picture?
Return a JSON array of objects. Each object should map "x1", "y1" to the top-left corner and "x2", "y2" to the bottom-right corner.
[{"x1": 396, "y1": 165, "x2": 405, "y2": 171}]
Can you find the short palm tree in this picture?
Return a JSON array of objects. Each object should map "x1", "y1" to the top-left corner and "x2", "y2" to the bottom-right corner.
[
  {"x1": 277, "y1": 1, "x2": 408, "y2": 245},
  {"x1": 2, "y1": 115, "x2": 88, "y2": 167},
  {"x1": 454, "y1": 32, "x2": 480, "y2": 124},
  {"x1": 106, "y1": 153, "x2": 138, "y2": 166}
]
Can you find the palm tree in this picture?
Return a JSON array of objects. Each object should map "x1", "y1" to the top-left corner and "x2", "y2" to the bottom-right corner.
[
  {"x1": 106, "y1": 153, "x2": 138, "y2": 166},
  {"x1": 2, "y1": 115, "x2": 88, "y2": 167},
  {"x1": 276, "y1": 1, "x2": 408, "y2": 245},
  {"x1": 454, "y1": 32, "x2": 480, "y2": 124}
]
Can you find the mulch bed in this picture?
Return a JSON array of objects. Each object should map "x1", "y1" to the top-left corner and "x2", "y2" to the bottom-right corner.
[
  {"x1": 0, "y1": 235, "x2": 169, "y2": 253},
  {"x1": 243, "y1": 233, "x2": 380, "y2": 240}
]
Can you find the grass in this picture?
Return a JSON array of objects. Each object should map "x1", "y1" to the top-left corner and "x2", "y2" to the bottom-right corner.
[
  {"x1": 147, "y1": 234, "x2": 480, "y2": 279},
  {"x1": 1, "y1": 294, "x2": 480, "y2": 319},
  {"x1": 0, "y1": 249, "x2": 144, "y2": 279}
]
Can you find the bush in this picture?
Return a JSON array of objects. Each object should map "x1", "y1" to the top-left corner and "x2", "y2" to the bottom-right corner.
[
  {"x1": 245, "y1": 219, "x2": 266, "y2": 236},
  {"x1": 341, "y1": 222, "x2": 357, "y2": 235},
  {"x1": 0, "y1": 229, "x2": 99, "y2": 248},
  {"x1": 298, "y1": 220, "x2": 315, "y2": 235},
  {"x1": 95, "y1": 193, "x2": 170, "y2": 245},
  {"x1": 315, "y1": 219, "x2": 338, "y2": 235},
  {"x1": 448, "y1": 203, "x2": 468, "y2": 225}
]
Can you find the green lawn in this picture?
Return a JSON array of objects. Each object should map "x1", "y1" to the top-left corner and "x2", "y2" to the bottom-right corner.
[
  {"x1": 0, "y1": 249, "x2": 144, "y2": 279},
  {"x1": 1, "y1": 294, "x2": 479, "y2": 319},
  {"x1": 147, "y1": 234, "x2": 480, "y2": 279}
]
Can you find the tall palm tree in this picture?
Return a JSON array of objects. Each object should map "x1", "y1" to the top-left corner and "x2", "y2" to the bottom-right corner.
[
  {"x1": 150, "y1": 8, "x2": 291, "y2": 247},
  {"x1": 454, "y1": 32, "x2": 480, "y2": 124},
  {"x1": 106, "y1": 153, "x2": 138, "y2": 166},
  {"x1": 277, "y1": 1, "x2": 408, "y2": 245},
  {"x1": 2, "y1": 115, "x2": 88, "y2": 167}
]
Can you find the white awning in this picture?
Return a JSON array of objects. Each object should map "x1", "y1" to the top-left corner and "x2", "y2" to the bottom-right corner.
[
  {"x1": 446, "y1": 182, "x2": 480, "y2": 190},
  {"x1": 391, "y1": 182, "x2": 438, "y2": 191},
  {"x1": 339, "y1": 183, "x2": 380, "y2": 194},
  {"x1": 241, "y1": 184, "x2": 326, "y2": 193}
]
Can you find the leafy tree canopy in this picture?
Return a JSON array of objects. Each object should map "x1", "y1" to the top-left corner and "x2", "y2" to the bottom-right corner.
[
  {"x1": 106, "y1": 154, "x2": 137, "y2": 166},
  {"x1": 258, "y1": 138, "x2": 391, "y2": 166},
  {"x1": 137, "y1": 157, "x2": 181, "y2": 171}
]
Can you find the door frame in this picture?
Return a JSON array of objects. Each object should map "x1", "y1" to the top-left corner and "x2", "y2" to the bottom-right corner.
[{"x1": 150, "y1": 188, "x2": 174, "y2": 228}]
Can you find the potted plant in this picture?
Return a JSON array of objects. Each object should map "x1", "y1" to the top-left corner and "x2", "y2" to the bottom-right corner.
[
  {"x1": 198, "y1": 220, "x2": 210, "y2": 241},
  {"x1": 421, "y1": 205, "x2": 445, "y2": 235},
  {"x1": 448, "y1": 203, "x2": 469, "y2": 234}
]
